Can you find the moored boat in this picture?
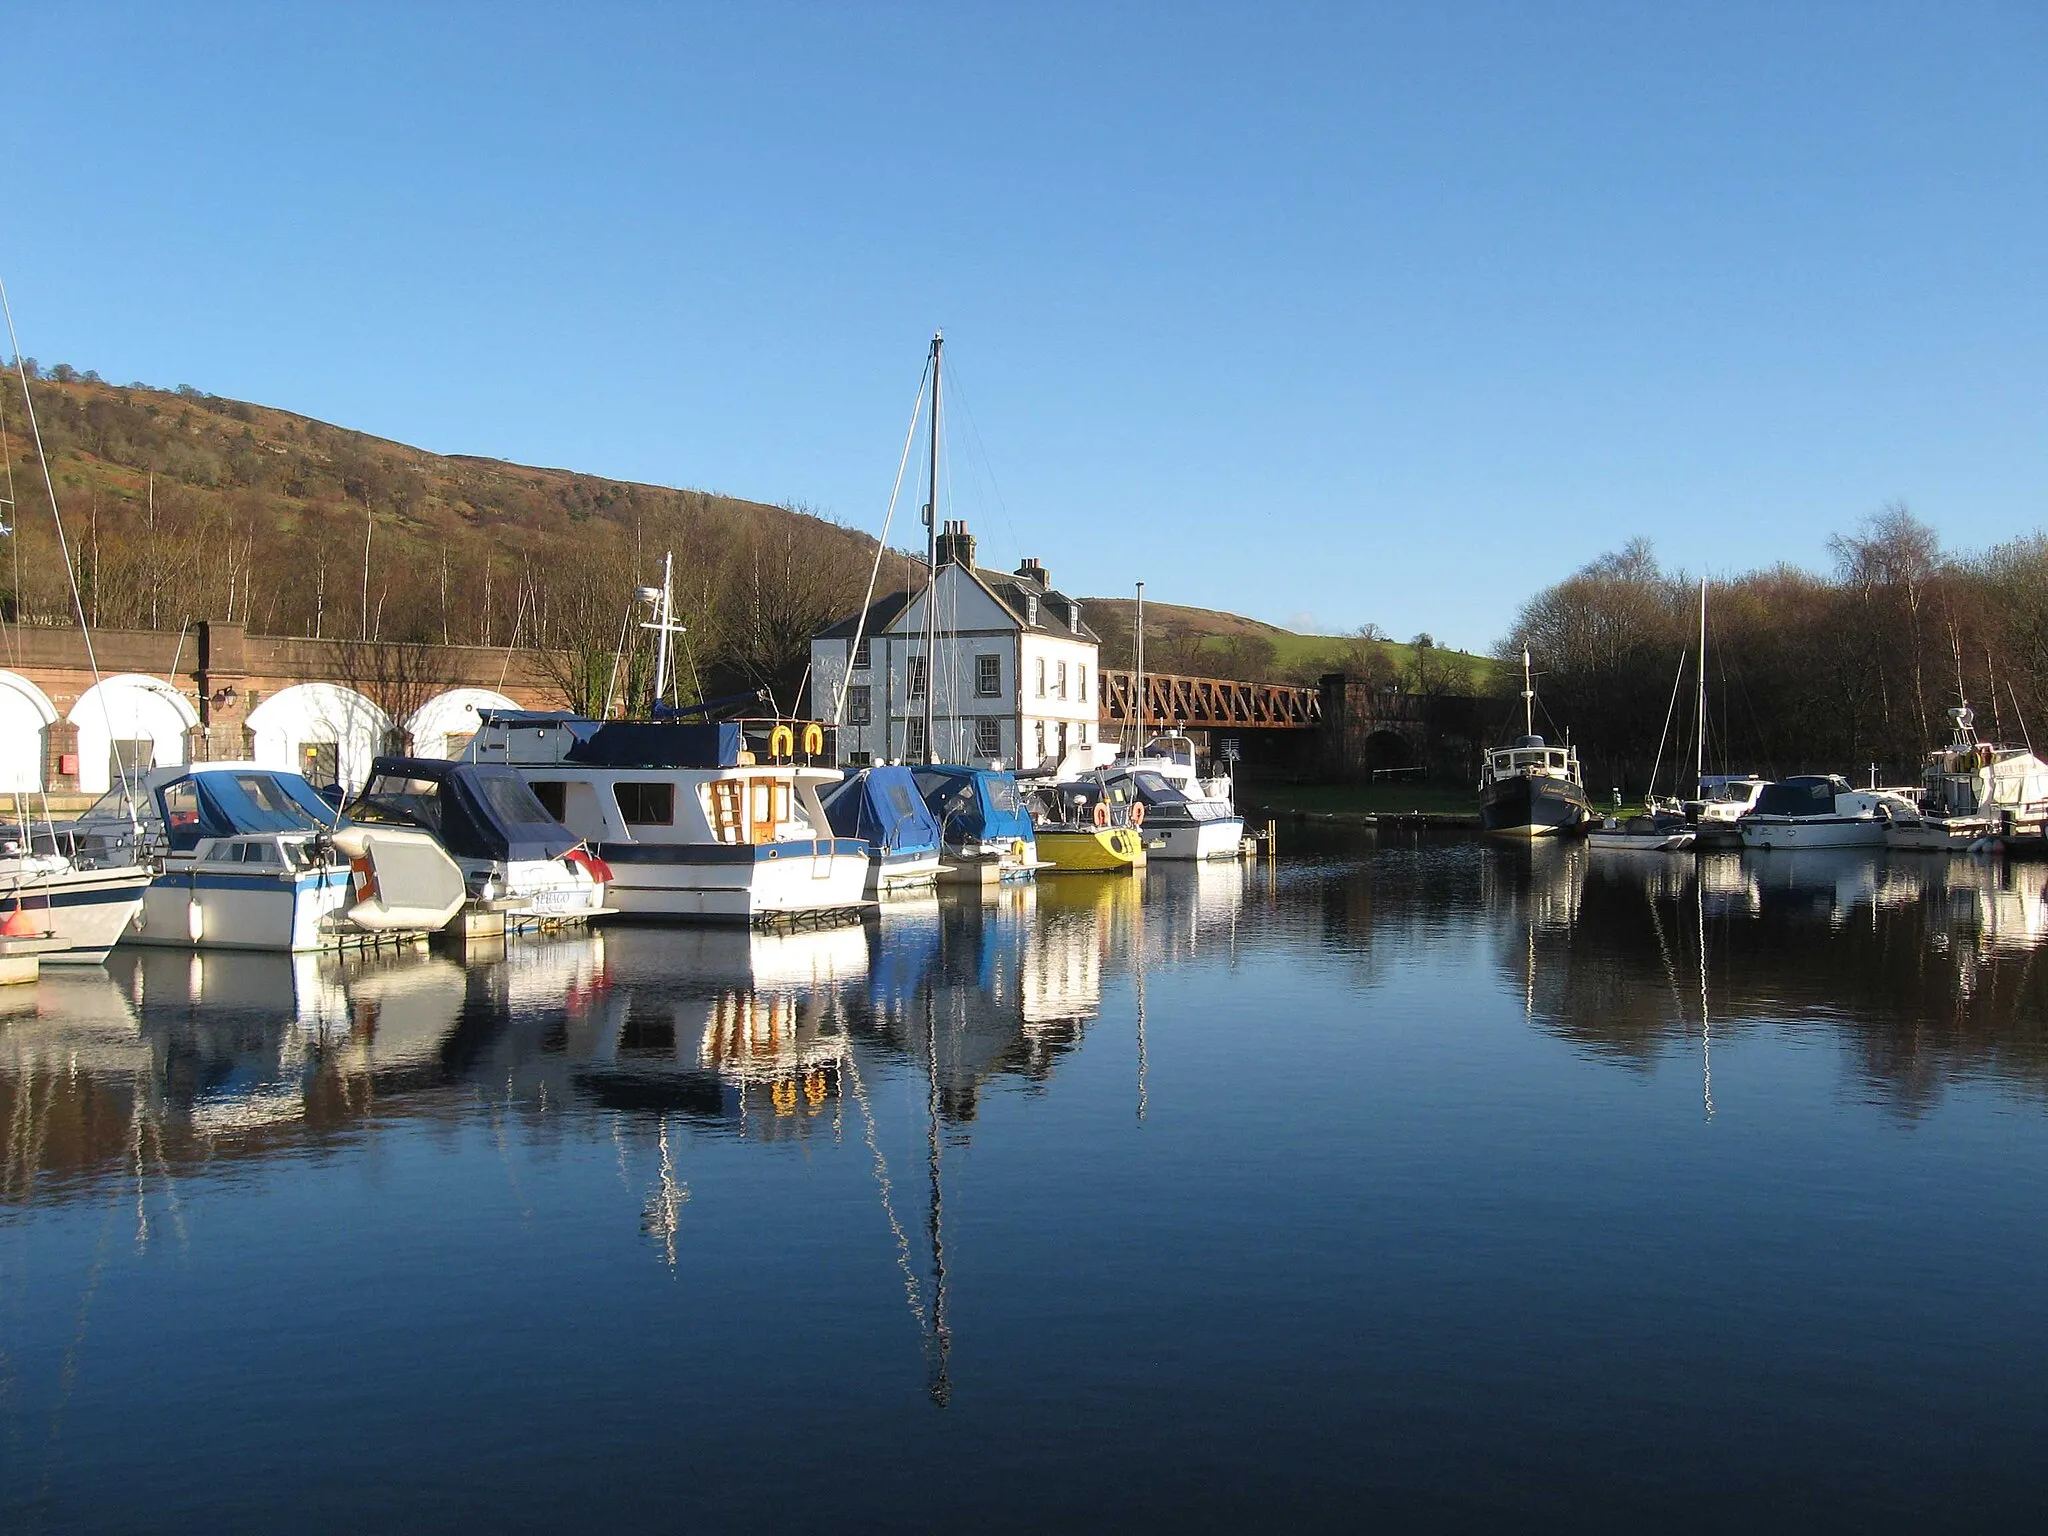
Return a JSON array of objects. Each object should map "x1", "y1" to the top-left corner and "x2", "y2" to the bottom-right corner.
[
  {"x1": 344, "y1": 755, "x2": 612, "y2": 926},
  {"x1": 912, "y1": 764, "x2": 1040, "y2": 882},
  {"x1": 469, "y1": 711, "x2": 869, "y2": 923},
  {"x1": 1587, "y1": 812, "x2": 1695, "y2": 853},
  {"x1": 1885, "y1": 705, "x2": 2048, "y2": 853},
  {"x1": 1024, "y1": 778, "x2": 1146, "y2": 873},
  {"x1": 1480, "y1": 652, "x2": 1590, "y2": 837},
  {"x1": 823, "y1": 764, "x2": 944, "y2": 894},
  {"x1": 1737, "y1": 775, "x2": 1916, "y2": 850},
  {"x1": 1090, "y1": 763, "x2": 1243, "y2": 860}
]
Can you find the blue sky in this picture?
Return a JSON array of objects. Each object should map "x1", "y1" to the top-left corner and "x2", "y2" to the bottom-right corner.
[{"x1": 5, "y1": 3, "x2": 2043, "y2": 651}]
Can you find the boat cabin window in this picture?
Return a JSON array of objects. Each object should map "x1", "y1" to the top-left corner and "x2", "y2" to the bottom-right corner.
[
  {"x1": 614, "y1": 782, "x2": 675, "y2": 826},
  {"x1": 235, "y1": 775, "x2": 328, "y2": 829},
  {"x1": 749, "y1": 780, "x2": 791, "y2": 838},
  {"x1": 529, "y1": 781, "x2": 568, "y2": 821},
  {"x1": 985, "y1": 777, "x2": 1020, "y2": 813},
  {"x1": 476, "y1": 774, "x2": 559, "y2": 827},
  {"x1": 351, "y1": 774, "x2": 443, "y2": 829},
  {"x1": 161, "y1": 779, "x2": 201, "y2": 832},
  {"x1": 81, "y1": 785, "x2": 145, "y2": 823},
  {"x1": 239, "y1": 841, "x2": 281, "y2": 866}
]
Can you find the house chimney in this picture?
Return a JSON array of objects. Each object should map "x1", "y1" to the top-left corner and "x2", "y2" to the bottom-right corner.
[
  {"x1": 1015, "y1": 557, "x2": 1048, "y2": 588},
  {"x1": 935, "y1": 519, "x2": 976, "y2": 570}
]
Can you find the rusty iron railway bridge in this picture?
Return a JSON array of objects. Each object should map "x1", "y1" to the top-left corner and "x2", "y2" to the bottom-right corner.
[{"x1": 1098, "y1": 671, "x2": 1322, "y2": 732}]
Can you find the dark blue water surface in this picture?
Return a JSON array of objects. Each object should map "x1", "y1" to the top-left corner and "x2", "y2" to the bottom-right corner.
[{"x1": 7, "y1": 832, "x2": 2048, "y2": 1532}]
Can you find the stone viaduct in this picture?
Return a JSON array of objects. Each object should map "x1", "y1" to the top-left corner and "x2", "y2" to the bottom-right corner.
[{"x1": 0, "y1": 621, "x2": 565, "y2": 801}]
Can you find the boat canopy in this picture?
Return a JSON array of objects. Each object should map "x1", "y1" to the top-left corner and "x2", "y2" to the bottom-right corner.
[
  {"x1": 347, "y1": 756, "x2": 578, "y2": 863},
  {"x1": 564, "y1": 722, "x2": 746, "y2": 769},
  {"x1": 1753, "y1": 776, "x2": 1846, "y2": 817},
  {"x1": 821, "y1": 766, "x2": 942, "y2": 855},
  {"x1": 912, "y1": 766, "x2": 1034, "y2": 848},
  {"x1": 158, "y1": 768, "x2": 339, "y2": 853}
]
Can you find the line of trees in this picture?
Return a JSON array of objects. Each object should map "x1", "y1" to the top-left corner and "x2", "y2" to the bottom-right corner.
[{"x1": 1497, "y1": 508, "x2": 2048, "y2": 797}]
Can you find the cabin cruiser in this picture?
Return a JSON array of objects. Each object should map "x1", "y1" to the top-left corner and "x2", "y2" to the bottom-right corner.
[
  {"x1": 1587, "y1": 809, "x2": 1695, "y2": 853},
  {"x1": 1886, "y1": 706, "x2": 2048, "y2": 853},
  {"x1": 911, "y1": 765, "x2": 1039, "y2": 882},
  {"x1": 104, "y1": 763, "x2": 467, "y2": 950},
  {"x1": 1480, "y1": 653, "x2": 1590, "y2": 837},
  {"x1": 821, "y1": 765, "x2": 943, "y2": 894},
  {"x1": 1121, "y1": 735, "x2": 1237, "y2": 813},
  {"x1": 467, "y1": 711, "x2": 868, "y2": 922},
  {"x1": 1737, "y1": 775, "x2": 1917, "y2": 850},
  {"x1": 1023, "y1": 777, "x2": 1146, "y2": 874},
  {"x1": 1089, "y1": 763, "x2": 1244, "y2": 860},
  {"x1": 344, "y1": 756, "x2": 611, "y2": 925}
]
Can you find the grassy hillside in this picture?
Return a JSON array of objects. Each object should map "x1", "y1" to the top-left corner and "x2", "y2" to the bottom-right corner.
[{"x1": 1083, "y1": 593, "x2": 1493, "y2": 691}]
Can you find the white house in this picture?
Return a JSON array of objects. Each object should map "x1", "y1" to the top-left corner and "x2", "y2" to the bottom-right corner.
[{"x1": 809, "y1": 521, "x2": 1102, "y2": 771}]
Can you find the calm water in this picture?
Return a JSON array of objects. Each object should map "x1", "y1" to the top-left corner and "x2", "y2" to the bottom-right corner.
[{"x1": 6, "y1": 832, "x2": 2048, "y2": 1532}]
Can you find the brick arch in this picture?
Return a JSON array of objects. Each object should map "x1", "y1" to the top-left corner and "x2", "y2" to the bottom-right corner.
[
  {"x1": 0, "y1": 670, "x2": 57, "y2": 793},
  {"x1": 245, "y1": 683, "x2": 393, "y2": 794},
  {"x1": 67, "y1": 673, "x2": 200, "y2": 794}
]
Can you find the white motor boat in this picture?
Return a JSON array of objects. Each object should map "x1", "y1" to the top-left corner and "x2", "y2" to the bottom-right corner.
[
  {"x1": 1587, "y1": 813, "x2": 1696, "y2": 853},
  {"x1": 1090, "y1": 762, "x2": 1244, "y2": 860},
  {"x1": 1737, "y1": 775, "x2": 1916, "y2": 851},
  {"x1": 1886, "y1": 705, "x2": 2048, "y2": 853},
  {"x1": 102, "y1": 763, "x2": 467, "y2": 951},
  {"x1": 469, "y1": 711, "x2": 869, "y2": 922},
  {"x1": 345, "y1": 755, "x2": 611, "y2": 925},
  {"x1": 0, "y1": 840, "x2": 152, "y2": 964}
]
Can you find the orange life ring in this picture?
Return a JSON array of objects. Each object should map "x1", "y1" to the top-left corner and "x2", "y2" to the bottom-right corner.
[
  {"x1": 1130, "y1": 803, "x2": 1145, "y2": 827},
  {"x1": 1092, "y1": 801, "x2": 1110, "y2": 828}
]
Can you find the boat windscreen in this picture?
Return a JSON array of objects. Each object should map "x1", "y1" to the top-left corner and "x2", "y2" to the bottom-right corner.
[{"x1": 1753, "y1": 778, "x2": 1837, "y2": 817}]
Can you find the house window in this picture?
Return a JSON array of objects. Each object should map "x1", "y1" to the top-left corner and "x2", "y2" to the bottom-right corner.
[
  {"x1": 906, "y1": 717, "x2": 927, "y2": 760},
  {"x1": 1078, "y1": 664, "x2": 1087, "y2": 701},
  {"x1": 1057, "y1": 660, "x2": 1068, "y2": 700},
  {"x1": 975, "y1": 654, "x2": 1001, "y2": 697},
  {"x1": 1036, "y1": 658, "x2": 1046, "y2": 698},
  {"x1": 1078, "y1": 723, "x2": 1089, "y2": 746},
  {"x1": 848, "y1": 751, "x2": 873, "y2": 767},
  {"x1": 614, "y1": 782, "x2": 674, "y2": 825},
  {"x1": 1034, "y1": 720, "x2": 1045, "y2": 762},
  {"x1": 847, "y1": 686, "x2": 871, "y2": 725},
  {"x1": 853, "y1": 636, "x2": 871, "y2": 669},
  {"x1": 976, "y1": 717, "x2": 1002, "y2": 757},
  {"x1": 909, "y1": 657, "x2": 927, "y2": 700}
]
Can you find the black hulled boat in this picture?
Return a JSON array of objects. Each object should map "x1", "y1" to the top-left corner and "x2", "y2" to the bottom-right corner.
[{"x1": 1479, "y1": 651, "x2": 1591, "y2": 837}]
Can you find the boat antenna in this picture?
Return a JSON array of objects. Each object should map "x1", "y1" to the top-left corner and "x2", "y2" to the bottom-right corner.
[
  {"x1": 831, "y1": 358, "x2": 929, "y2": 728},
  {"x1": 1695, "y1": 577, "x2": 1708, "y2": 796},
  {"x1": 1133, "y1": 580, "x2": 1146, "y2": 755},
  {"x1": 1521, "y1": 648, "x2": 1534, "y2": 738},
  {"x1": 921, "y1": 331, "x2": 942, "y2": 765}
]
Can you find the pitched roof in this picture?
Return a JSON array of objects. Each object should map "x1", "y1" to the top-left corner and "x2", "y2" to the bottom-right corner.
[{"x1": 816, "y1": 567, "x2": 1100, "y2": 645}]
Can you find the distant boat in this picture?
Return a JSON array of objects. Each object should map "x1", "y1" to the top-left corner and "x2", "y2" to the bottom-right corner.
[
  {"x1": 1737, "y1": 775, "x2": 1915, "y2": 850},
  {"x1": 1587, "y1": 814, "x2": 1695, "y2": 853},
  {"x1": 1886, "y1": 705, "x2": 2048, "y2": 853},
  {"x1": 1479, "y1": 650, "x2": 1590, "y2": 837}
]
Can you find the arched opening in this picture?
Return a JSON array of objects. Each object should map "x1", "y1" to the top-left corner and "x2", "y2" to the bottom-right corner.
[
  {"x1": 67, "y1": 674, "x2": 199, "y2": 793},
  {"x1": 1362, "y1": 729, "x2": 1418, "y2": 777},
  {"x1": 406, "y1": 687, "x2": 520, "y2": 760},
  {"x1": 245, "y1": 683, "x2": 393, "y2": 795},
  {"x1": 0, "y1": 670, "x2": 57, "y2": 793}
]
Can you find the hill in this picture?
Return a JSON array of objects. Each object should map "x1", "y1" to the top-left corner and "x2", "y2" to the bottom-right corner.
[
  {"x1": 0, "y1": 366, "x2": 891, "y2": 709},
  {"x1": 1081, "y1": 594, "x2": 1492, "y2": 692}
]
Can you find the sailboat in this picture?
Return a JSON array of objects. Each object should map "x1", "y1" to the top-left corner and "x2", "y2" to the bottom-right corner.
[
  {"x1": 1677, "y1": 579, "x2": 1766, "y2": 847},
  {"x1": 1478, "y1": 650, "x2": 1590, "y2": 837}
]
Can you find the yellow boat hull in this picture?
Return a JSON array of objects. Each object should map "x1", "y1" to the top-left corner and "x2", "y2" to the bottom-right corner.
[{"x1": 1035, "y1": 826, "x2": 1146, "y2": 873}]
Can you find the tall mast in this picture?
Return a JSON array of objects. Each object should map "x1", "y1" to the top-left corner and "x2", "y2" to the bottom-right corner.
[
  {"x1": 1522, "y1": 649, "x2": 1534, "y2": 738},
  {"x1": 922, "y1": 332, "x2": 941, "y2": 763},
  {"x1": 1134, "y1": 580, "x2": 1146, "y2": 749},
  {"x1": 1695, "y1": 577, "x2": 1708, "y2": 791},
  {"x1": 653, "y1": 551, "x2": 675, "y2": 707}
]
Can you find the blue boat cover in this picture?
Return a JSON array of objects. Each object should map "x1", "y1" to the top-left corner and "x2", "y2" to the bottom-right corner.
[
  {"x1": 911, "y1": 766, "x2": 1034, "y2": 849},
  {"x1": 160, "y1": 769, "x2": 340, "y2": 852},
  {"x1": 821, "y1": 766, "x2": 941, "y2": 856},
  {"x1": 348, "y1": 756, "x2": 578, "y2": 863},
  {"x1": 563, "y1": 721, "x2": 744, "y2": 769}
]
